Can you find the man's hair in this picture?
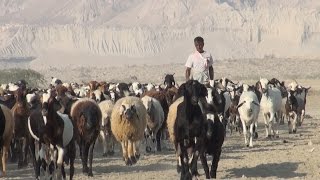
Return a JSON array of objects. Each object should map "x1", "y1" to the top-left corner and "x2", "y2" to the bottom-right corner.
[{"x1": 194, "y1": 36, "x2": 204, "y2": 43}]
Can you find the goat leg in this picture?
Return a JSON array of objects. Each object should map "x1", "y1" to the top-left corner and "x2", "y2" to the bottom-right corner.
[
  {"x1": 87, "y1": 143, "x2": 94, "y2": 177},
  {"x1": 200, "y1": 153, "x2": 210, "y2": 179}
]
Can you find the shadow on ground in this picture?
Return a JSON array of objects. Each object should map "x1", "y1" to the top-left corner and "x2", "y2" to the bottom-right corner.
[{"x1": 224, "y1": 162, "x2": 306, "y2": 179}]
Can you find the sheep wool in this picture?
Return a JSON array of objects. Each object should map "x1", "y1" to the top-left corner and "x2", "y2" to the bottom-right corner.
[
  {"x1": 167, "y1": 97, "x2": 184, "y2": 143},
  {"x1": 111, "y1": 96, "x2": 147, "y2": 142}
]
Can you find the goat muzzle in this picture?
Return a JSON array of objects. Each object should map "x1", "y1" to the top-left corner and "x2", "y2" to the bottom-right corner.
[{"x1": 191, "y1": 96, "x2": 198, "y2": 105}]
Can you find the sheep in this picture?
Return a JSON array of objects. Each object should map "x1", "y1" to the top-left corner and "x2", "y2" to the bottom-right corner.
[
  {"x1": 98, "y1": 100, "x2": 116, "y2": 156},
  {"x1": 141, "y1": 89, "x2": 173, "y2": 143},
  {"x1": 237, "y1": 91, "x2": 260, "y2": 147},
  {"x1": 258, "y1": 78, "x2": 282, "y2": 138},
  {"x1": 141, "y1": 96, "x2": 164, "y2": 153},
  {"x1": 111, "y1": 96, "x2": 147, "y2": 166},
  {"x1": 71, "y1": 98, "x2": 101, "y2": 176}
]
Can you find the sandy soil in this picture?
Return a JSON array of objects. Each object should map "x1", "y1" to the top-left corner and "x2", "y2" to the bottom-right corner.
[{"x1": 2, "y1": 58, "x2": 320, "y2": 179}]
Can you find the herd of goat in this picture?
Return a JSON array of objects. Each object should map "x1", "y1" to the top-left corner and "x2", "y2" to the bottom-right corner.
[{"x1": 0, "y1": 74, "x2": 311, "y2": 180}]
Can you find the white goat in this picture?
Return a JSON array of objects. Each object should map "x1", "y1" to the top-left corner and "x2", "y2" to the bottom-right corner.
[
  {"x1": 146, "y1": 83, "x2": 155, "y2": 91},
  {"x1": 237, "y1": 91, "x2": 260, "y2": 147},
  {"x1": 259, "y1": 78, "x2": 282, "y2": 138},
  {"x1": 131, "y1": 82, "x2": 144, "y2": 96}
]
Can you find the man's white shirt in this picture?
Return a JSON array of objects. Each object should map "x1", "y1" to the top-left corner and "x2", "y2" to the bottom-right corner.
[{"x1": 185, "y1": 51, "x2": 214, "y2": 83}]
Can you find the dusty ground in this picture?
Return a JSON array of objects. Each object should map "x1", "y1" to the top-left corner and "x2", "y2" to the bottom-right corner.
[{"x1": 2, "y1": 58, "x2": 320, "y2": 179}]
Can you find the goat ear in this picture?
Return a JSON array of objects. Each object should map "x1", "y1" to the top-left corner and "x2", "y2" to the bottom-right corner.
[
  {"x1": 199, "y1": 84, "x2": 208, "y2": 97},
  {"x1": 252, "y1": 101, "x2": 260, "y2": 106},
  {"x1": 178, "y1": 83, "x2": 186, "y2": 96},
  {"x1": 237, "y1": 101, "x2": 246, "y2": 109},
  {"x1": 131, "y1": 105, "x2": 136, "y2": 112},
  {"x1": 119, "y1": 105, "x2": 126, "y2": 115}
]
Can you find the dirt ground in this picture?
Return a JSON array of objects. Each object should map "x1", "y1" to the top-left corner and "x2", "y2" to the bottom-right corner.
[{"x1": 3, "y1": 59, "x2": 320, "y2": 179}]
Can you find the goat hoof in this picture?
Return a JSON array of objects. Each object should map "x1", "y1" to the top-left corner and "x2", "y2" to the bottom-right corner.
[
  {"x1": 130, "y1": 156, "x2": 137, "y2": 164},
  {"x1": 125, "y1": 159, "x2": 132, "y2": 166},
  {"x1": 88, "y1": 172, "x2": 93, "y2": 177},
  {"x1": 103, "y1": 153, "x2": 108, "y2": 157},
  {"x1": 275, "y1": 135, "x2": 280, "y2": 138},
  {"x1": 82, "y1": 167, "x2": 89, "y2": 174},
  {"x1": 146, "y1": 146, "x2": 152, "y2": 153},
  {"x1": 293, "y1": 129, "x2": 297, "y2": 134},
  {"x1": 18, "y1": 162, "x2": 24, "y2": 169},
  {"x1": 107, "y1": 151, "x2": 115, "y2": 156},
  {"x1": 183, "y1": 172, "x2": 192, "y2": 180},
  {"x1": 135, "y1": 153, "x2": 140, "y2": 160},
  {"x1": 177, "y1": 165, "x2": 181, "y2": 173},
  {"x1": 157, "y1": 146, "x2": 162, "y2": 152},
  {"x1": 210, "y1": 170, "x2": 217, "y2": 179}
]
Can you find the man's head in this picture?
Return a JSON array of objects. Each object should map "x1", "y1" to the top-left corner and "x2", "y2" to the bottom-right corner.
[{"x1": 194, "y1": 36, "x2": 204, "y2": 53}]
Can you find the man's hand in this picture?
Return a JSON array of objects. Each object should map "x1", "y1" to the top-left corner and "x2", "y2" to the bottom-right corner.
[
  {"x1": 209, "y1": 66, "x2": 214, "y2": 80},
  {"x1": 185, "y1": 67, "x2": 191, "y2": 81}
]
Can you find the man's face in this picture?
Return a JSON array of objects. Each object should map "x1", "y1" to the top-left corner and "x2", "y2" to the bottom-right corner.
[{"x1": 194, "y1": 41, "x2": 204, "y2": 53}]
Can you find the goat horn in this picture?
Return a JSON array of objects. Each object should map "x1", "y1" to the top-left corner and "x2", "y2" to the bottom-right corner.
[{"x1": 237, "y1": 101, "x2": 246, "y2": 109}]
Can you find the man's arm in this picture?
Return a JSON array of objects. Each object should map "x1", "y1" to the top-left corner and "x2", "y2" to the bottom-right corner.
[
  {"x1": 209, "y1": 66, "x2": 214, "y2": 80},
  {"x1": 185, "y1": 67, "x2": 191, "y2": 81}
]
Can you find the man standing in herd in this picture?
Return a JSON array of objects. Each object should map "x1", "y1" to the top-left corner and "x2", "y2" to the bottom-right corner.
[{"x1": 185, "y1": 36, "x2": 215, "y2": 87}]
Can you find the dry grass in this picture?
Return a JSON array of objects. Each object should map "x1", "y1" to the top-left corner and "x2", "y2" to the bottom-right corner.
[{"x1": 0, "y1": 68, "x2": 45, "y2": 87}]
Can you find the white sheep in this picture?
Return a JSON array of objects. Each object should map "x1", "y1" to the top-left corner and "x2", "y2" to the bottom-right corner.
[
  {"x1": 141, "y1": 96, "x2": 164, "y2": 153},
  {"x1": 98, "y1": 100, "x2": 116, "y2": 156},
  {"x1": 259, "y1": 78, "x2": 282, "y2": 138},
  {"x1": 111, "y1": 96, "x2": 147, "y2": 166},
  {"x1": 237, "y1": 91, "x2": 260, "y2": 147}
]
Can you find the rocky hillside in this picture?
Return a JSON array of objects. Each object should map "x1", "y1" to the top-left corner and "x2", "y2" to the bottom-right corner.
[{"x1": 0, "y1": 0, "x2": 319, "y2": 63}]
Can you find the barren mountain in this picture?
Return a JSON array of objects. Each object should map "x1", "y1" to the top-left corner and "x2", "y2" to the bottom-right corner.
[{"x1": 0, "y1": 0, "x2": 320, "y2": 65}]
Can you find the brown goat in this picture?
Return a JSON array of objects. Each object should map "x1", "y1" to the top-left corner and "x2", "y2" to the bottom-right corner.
[
  {"x1": 11, "y1": 88, "x2": 30, "y2": 168},
  {"x1": 0, "y1": 105, "x2": 14, "y2": 177}
]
